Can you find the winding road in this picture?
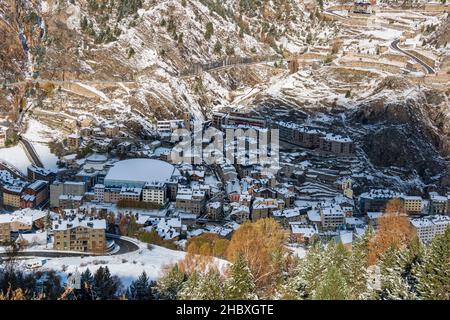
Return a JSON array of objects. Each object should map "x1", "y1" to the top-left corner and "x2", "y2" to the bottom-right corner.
[
  {"x1": 390, "y1": 39, "x2": 435, "y2": 74},
  {"x1": 0, "y1": 236, "x2": 140, "y2": 259}
]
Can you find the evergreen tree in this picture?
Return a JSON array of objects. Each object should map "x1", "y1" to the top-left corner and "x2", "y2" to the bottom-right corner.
[
  {"x1": 78, "y1": 269, "x2": 94, "y2": 300},
  {"x1": 314, "y1": 265, "x2": 350, "y2": 300},
  {"x1": 377, "y1": 246, "x2": 416, "y2": 300},
  {"x1": 196, "y1": 268, "x2": 224, "y2": 300},
  {"x1": 128, "y1": 272, "x2": 154, "y2": 300},
  {"x1": 93, "y1": 267, "x2": 122, "y2": 300},
  {"x1": 413, "y1": 228, "x2": 450, "y2": 300},
  {"x1": 224, "y1": 254, "x2": 256, "y2": 300},
  {"x1": 178, "y1": 270, "x2": 201, "y2": 300},
  {"x1": 157, "y1": 264, "x2": 186, "y2": 300}
]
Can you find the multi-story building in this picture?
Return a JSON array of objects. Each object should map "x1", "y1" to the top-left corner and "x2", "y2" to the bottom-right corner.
[
  {"x1": 50, "y1": 181, "x2": 86, "y2": 208},
  {"x1": 402, "y1": 196, "x2": 423, "y2": 215},
  {"x1": 411, "y1": 215, "x2": 450, "y2": 244},
  {"x1": 67, "y1": 133, "x2": 81, "y2": 151},
  {"x1": 103, "y1": 187, "x2": 121, "y2": 203},
  {"x1": 94, "y1": 184, "x2": 105, "y2": 202},
  {"x1": 52, "y1": 217, "x2": 106, "y2": 253},
  {"x1": 119, "y1": 187, "x2": 142, "y2": 202},
  {"x1": 251, "y1": 198, "x2": 283, "y2": 221},
  {"x1": 176, "y1": 188, "x2": 206, "y2": 216},
  {"x1": 320, "y1": 205, "x2": 346, "y2": 230},
  {"x1": 27, "y1": 165, "x2": 56, "y2": 184},
  {"x1": 2, "y1": 185, "x2": 23, "y2": 209},
  {"x1": 103, "y1": 125, "x2": 120, "y2": 138},
  {"x1": 0, "y1": 215, "x2": 12, "y2": 243},
  {"x1": 359, "y1": 189, "x2": 404, "y2": 214},
  {"x1": 142, "y1": 182, "x2": 167, "y2": 205},
  {"x1": 319, "y1": 134, "x2": 355, "y2": 156},
  {"x1": 20, "y1": 180, "x2": 49, "y2": 209},
  {"x1": 58, "y1": 194, "x2": 84, "y2": 209},
  {"x1": 206, "y1": 202, "x2": 223, "y2": 220},
  {"x1": 157, "y1": 120, "x2": 185, "y2": 134},
  {"x1": 277, "y1": 122, "x2": 325, "y2": 149},
  {"x1": 429, "y1": 192, "x2": 448, "y2": 214}
]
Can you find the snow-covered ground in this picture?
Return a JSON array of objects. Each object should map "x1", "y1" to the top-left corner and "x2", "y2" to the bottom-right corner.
[
  {"x1": 16, "y1": 241, "x2": 228, "y2": 288},
  {"x1": 23, "y1": 118, "x2": 60, "y2": 170},
  {"x1": 0, "y1": 145, "x2": 32, "y2": 174}
]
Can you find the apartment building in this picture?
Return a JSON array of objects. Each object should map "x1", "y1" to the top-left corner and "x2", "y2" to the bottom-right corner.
[
  {"x1": 175, "y1": 188, "x2": 206, "y2": 216},
  {"x1": 402, "y1": 196, "x2": 423, "y2": 215},
  {"x1": 50, "y1": 181, "x2": 86, "y2": 208},
  {"x1": 359, "y1": 189, "x2": 404, "y2": 214},
  {"x1": 52, "y1": 217, "x2": 106, "y2": 253},
  {"x1": 320, "y1": 206, "x2": 346, "y2": 230},
  {"x1": 206, "y1": 202, "x2": 223, "y2": 220},
  {"x1": 429, "y1": 192, "x2": 448, "y2": 214},
  {"x1": 2, "y1": 185, "x2": 23, "y2": 209},
  {"x1": 27, "y1": 165, "x2": 56, "y2": 184},
  {"x1": 0, "y1": 215, "x2": 11, "y2": 243},
  {"x1": 411, "y1": 215, "x2": 450, "y2": 244},
  {"x1": 142, "y1": 182, "x2": 167, "y2": 206},
  {"x1": 67, "y1": 133, "x2": 81, "y2": 151},
  {"x1": 251, "y1": 198, "x2": 284, "y2": 221},
  {"x1": 319, "y1": 134, "x2": 355, "y2": 156},
  {"x1": 20, "y1": 180, "x2": 49, "y2": 209}
]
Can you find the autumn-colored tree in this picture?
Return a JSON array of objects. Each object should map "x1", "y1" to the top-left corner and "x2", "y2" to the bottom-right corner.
[
  {"x1": 368, "y1": 198, "x2": 414, "y2": 265},
  {"x1": 186, "y1": 233, "x2": 230, "y2": 259},
  {"x1": 226, "y1": 218, "x2": 287, "y2": 295}
]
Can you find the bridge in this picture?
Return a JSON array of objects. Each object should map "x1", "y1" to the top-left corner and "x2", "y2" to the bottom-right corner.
[{"x1": 19, "y1": 136, "x2": 44, "y2": 168}]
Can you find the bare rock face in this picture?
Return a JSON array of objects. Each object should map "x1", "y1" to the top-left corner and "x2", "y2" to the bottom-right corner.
[
  {"x1": 362, "y1": 126, "x2": 446, "y2": 180},
  {"x1": 350, "y1": 77, "x2": 449, "y2": 185}
]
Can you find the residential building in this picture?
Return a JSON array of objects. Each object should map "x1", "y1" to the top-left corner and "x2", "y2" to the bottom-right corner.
[
  {"x1": 67, "y1": 133, "x2": 81, "y2": 151},
  {"x1": 320, "y1": 205, "x2": 345, "y2": 230},
  {"x1": 359, "y1": 189, "x2": 404, "y2": 214},
  {"x1": 402, "y1": 196, "x2": 423, "y2": 215},
  {"x1": 50, "y1": 181, "x2": 86, "y2": 208},
  {"x1": 429, "y1": 192, "x2": 448, "y2": 214},
  {"x1": 27, "y1": 165, "x2": 56, "y2": 184},
  {"x1": 0, "y1": 215, "x2": 12, "y2": 243},
  {"x1": 2, "y1": 185, "x2": 23, "y2": 209},
  {"x1": 319, "y1": 134, "x2": 355, "y2": 156},
  {"x1": 52, "y1": 217, "x2": 106, "y2": 253},
  {"x1": 251, "y1": 198, "x2": 283, "y2": 221},
  {"x1": 411, "y1": 215, "x2": 450, "y2": 244},
  {"x1": 143, "y1": 182, "x2": 167, "y2": 205},
  {"x1": 206, "y1": 202, "x2": 223, "y2": 220},
  {"x1": 20, "y1": 180, "x2": 49, "y2": 209},
  {"x1": 176, "y1": 188, "x2": 206, "y2": 216}
]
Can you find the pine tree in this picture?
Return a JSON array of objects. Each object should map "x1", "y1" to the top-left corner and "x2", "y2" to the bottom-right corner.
[
  {"x1": 377, "y1": 246, "x2": 416, "y2": 300},
  {"x1": 314, "y1": 265, "x2": 350, "y2": 300},
  {"x1": 196, "y1": 268, "x2": 224, "y2": 300},
  {"x1": 77, "y1": 269, "x2": 94, "y2": 300},
  {"x1": 299, "y1": 244, "x2": 326, "y2": 297},
  {"x1": 128, "y1": 272, "x2": 154, "y2": 300},
  {"x1": 413, "y1": 228, "x2": 450, "y2": 300},
  {"x1": 93, "y1": 266, "x2": 122, "y2": 300},
  {"x1": 178, "y1": 270, "x2": 201, "y2": 300},
  {"x1": 157, "y1": 265, "x2": 186, "y2": 300},
  {"x1": 224, "y1": 254, "x2": 256, "y2": 300}
]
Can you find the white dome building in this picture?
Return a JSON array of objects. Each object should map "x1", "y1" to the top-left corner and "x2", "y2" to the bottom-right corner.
[{"x1": 104, "y1": 159, "x2": 179, "y2": 188}]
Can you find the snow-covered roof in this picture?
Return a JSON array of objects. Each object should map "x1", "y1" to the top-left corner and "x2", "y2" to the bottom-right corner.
[{"x1": 105, "y1": 159, "x2": 179, "y2": 186}]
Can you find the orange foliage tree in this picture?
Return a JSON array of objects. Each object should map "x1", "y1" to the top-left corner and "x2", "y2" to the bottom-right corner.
[
  {"x1": 226, "y1": 218, "x2": 287, "y2": 294},
  {"x1": 186, "y1": 233, "x2": 230, "y2": 259},
  {"x1": 368, "y1": 198, "x2": 415, "y2": 265}
]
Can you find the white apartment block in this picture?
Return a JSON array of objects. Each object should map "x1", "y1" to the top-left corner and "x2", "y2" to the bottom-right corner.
[
  {"x1": 143, "y1": 182, "x2": 167, "y2": 205},
  {"x1": 411, "y1": 215, "x2": 450, "y2": 244}
]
